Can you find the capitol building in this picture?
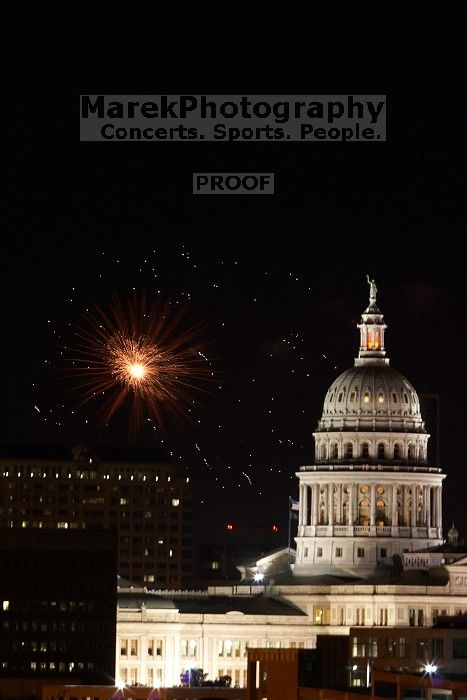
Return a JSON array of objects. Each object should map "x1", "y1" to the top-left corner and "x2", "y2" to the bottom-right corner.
[
  {"x1": 294, "y1": 276, "x2": 444, "y2": 576},
  {"x1": 115, "y1": 281, "x2": 467, "y2": 688}
]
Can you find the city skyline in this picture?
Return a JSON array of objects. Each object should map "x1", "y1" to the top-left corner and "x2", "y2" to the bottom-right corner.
[{"x1": 4, "y1": 5, "x2": 464, "y2": 542}]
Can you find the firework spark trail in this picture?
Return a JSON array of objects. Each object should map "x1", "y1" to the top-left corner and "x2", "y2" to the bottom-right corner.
[{"x1": 65, "y1": 294, "x2": 211, "y2": 435}]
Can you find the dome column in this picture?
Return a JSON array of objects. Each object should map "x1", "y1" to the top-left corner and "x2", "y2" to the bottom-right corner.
[
  {"x1": 298, "y1": 485, "x2": 304, "y2": 527},
  {"x1": 312, "y1": 483, "x2": 319, "y2": 528},
  {"x1": 411, "y1": 484, "x2": 418, "y2": 531},
  {"x1": 327, "y1": 483, "x2": 333, "y2": 527},
  {"x1": 424, "y1": 485, "x2": 431, "y2": 528},
  {"x1": 437, "y1": 485, "x2": 443, "y2": 534},
  {"x1": 348, "y1": 484, "x2": 354, "y2": 527},
  {"x1": 303, "y1": 484, "x2": 309, "y2": 527},
  {"x1": 370, "y1": 483, "x2": 376, "y2": 529},
  {"x1": 391, "y1": 484, "x2": 398, "y2": 533}
]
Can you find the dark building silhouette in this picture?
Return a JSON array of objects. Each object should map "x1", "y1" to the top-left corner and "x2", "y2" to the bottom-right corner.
[
  {"x1": 0, "y1": 444, "x2": 193, "y2": 588},
  {"x1": 0, "y1": 528, "x2": 117, "y2": 699}
]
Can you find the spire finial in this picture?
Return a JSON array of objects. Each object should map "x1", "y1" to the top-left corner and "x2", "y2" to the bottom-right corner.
[{"x1": 366, "y1": 274, "x2": 377, "y2": 305}]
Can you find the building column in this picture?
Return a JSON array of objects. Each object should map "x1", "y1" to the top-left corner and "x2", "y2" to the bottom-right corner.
[
  {"x1": 391, "y1": 484, "x2": 398, "y2": 527},
  {"x1": 425, "y1": 485, "x2": 431, "y2": 527},
  {"x1": 313, "y1": 483, "x2": 319, "y2": 526},
  {"x1": 328, "y1": 483, "x2": 333, "y2": 525},
  {"x1": 348, "y1": 484, "x2": 354, "y2": 526},
  {"x1": 299, "y1": 484, "x2": 304, "y2": 526},
  {"x1": 437, "y1": 485, "x2": 442, "y2": 531},
  {"x1": 303, "y1": 484, "x2": 309, "y2": 527},
  {"x1": 370, "y1": 483, "x2": 376, "y2": 526},
  {"x1": 336, "y1": 484, "x2": 342, "y2": 524},
  {"x1": 412, "y1": 485, "x2": 417, "y2": 527}
]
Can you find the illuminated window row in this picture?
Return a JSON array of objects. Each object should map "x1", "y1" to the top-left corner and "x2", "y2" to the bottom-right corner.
[{"x1": 120, "y1": 639, "x2": 163, "y2": 657}]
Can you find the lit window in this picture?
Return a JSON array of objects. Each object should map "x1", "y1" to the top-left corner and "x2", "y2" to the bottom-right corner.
[
  {"x1": 2, "y1": 600, "x2": 9, "y2": 611},
  {"x1": 211, "y1": 561, "x2": 220, "y2": 570},
  {"x1": 378, "y1": 393, "x2": 384, "y2": 403},
  {"x1": 171, "y1": 498, "x2": 180, "y2": 507},
  {"x1": 363, "y1": 392, "x2": 370, "y2": 404}
]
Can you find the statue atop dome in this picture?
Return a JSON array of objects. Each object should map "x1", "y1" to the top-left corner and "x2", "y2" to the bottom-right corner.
[{"x1": 366, "y1": 274, "x2": 377, "y2": 304}]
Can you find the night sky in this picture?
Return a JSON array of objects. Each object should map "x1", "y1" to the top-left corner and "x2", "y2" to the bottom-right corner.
[{"x1": 4, "y1": 5, "x2": 465, "y2": 543}]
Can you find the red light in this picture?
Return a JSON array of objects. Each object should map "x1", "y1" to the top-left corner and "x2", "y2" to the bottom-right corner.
[
  {"x1": 272, "y1": 524, "x2": 279, "y2": 532},
  {"x1": 226, "y1": 523, "x2": 234, "y2": 531}
]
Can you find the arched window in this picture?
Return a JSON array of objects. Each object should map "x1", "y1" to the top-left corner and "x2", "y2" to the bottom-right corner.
[
  {"x1": 392, "y1": 392, "x2": 397, "y2": 403},
  {"x1": 320, "y1": 444, "x2": 327, "y2": 460},
  {"x1": 377, "y1": 443, "x2": 385, "y2": 459},
  {"x1": 408, "y1": 444, "x2": 415, "y2": 460},
  {"x1": 338, "y1": 392, "x2": 343, "y2": 403},
  {"x1": 375, "y1": 498, "x2": 387, "y2": 526},
  {"x1": 345, "y1": 443, "x2": 353, "y2": 459},
  {"x1": 394, "y1": 444, "x2": 401, "y2": 459},
  {"x1": 332, "y1": 443, "x2": 338, "y2": 459},
  {"x1": 350, "y1": 391, "x2": 356, "y2": 402},
  {"x1": 358, "y1": 499, "x2": 370, "y2": 525},
  {"x1": 377, "y1": 392, "x2": 385, "y2": 404},
  {"x1": 403, "y1": 393, "x2": 409, "y2": 404},
  {"x1": 418, "y1": 446, "x2": 424, "y2": 461},
  {"x1": 363, "y1": 391, "x2": 371, "y2": 404},
  {"x1": 361, "y1": 443, "x2": 369, "y2": 458}
]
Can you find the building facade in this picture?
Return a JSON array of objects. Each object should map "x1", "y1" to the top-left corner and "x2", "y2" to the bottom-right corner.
[
  {"x1": 0, "y1": 445, "x2": 193, "y2": 588},
  {"x1": 0, "y1": 528, "x2": 117, "y2": 695}
]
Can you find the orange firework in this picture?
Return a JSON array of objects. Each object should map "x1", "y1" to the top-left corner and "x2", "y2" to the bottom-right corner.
[{"x1": 66, "y1": 294, "x2": 210, "y2": 434}]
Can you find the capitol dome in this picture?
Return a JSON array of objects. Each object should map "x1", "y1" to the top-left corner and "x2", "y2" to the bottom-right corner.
[
  {"x1": 315, "y1": 276, "x2": 428, "y2": 446},
  {"x1": 320, "y1": 364, "x2": 423, "y2": 428}
]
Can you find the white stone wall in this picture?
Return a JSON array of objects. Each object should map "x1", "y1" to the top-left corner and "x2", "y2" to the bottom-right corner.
[{"x1": 116, "y1": 580, "x2": 467, "y2": 688}]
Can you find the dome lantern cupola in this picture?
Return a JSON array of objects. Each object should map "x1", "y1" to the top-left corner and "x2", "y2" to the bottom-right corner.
[{"x1": 356, "y1": 275, "x2": 388, "y2": 366}]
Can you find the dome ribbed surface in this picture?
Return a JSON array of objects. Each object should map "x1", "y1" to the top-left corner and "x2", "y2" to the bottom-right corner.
[{"x1": 322, "y1": 364, "x2": 421, "y2": 420}]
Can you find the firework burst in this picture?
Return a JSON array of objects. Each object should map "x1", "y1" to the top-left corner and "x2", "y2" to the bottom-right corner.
[{"x1": 66, "y1": 294, "x2": 211, "y2": 435}]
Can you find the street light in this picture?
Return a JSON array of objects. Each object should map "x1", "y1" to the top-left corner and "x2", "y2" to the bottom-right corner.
[
  {"x1": 424, "y1": 663, "x2": 438, "y2": 674},
  {"x1": 254, "y1": 572, "x2": 264, "y2": 583}
]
